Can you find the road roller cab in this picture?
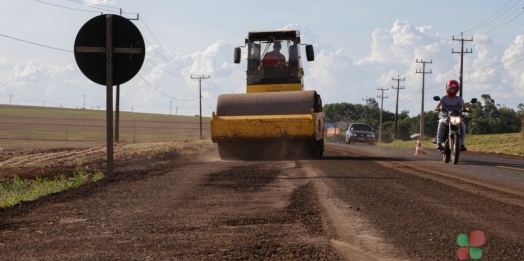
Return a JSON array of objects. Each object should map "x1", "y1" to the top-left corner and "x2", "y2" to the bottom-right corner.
[
  {"x1": 234, "y1": 30, "x2": 314, "y2": 93},
  {"x1": 211, "y1": 30, "x2": 324, "y2": 160}
]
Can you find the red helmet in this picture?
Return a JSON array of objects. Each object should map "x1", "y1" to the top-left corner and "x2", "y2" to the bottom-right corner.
[{"x1": 446, "y1": 80, "x2": 460, "y2": 97}]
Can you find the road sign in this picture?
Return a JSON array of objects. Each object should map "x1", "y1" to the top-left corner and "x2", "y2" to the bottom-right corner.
[
  {"x1": 324, "y1": 122, "x2": 337, "y2": 129},
  {"x1": 74, "y1": 14, "x2": 145, "y2": 86},
  {"x1": 73, "y1": 14, "x2": 144, "y2": 175}
]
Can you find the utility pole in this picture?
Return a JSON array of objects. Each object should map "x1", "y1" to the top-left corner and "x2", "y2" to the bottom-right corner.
[
  {"x1": 377, "y1": 88, "x2": 388, "y2": 143},
  {"x1": 452, "y1": 32, "x2": 473, "y2": 98},
  {"x1": 131, "y1": 106, "x2": 133, "y2": 113},
  {"x1": 83, "y1": 95, "x2": 86, "y2": 109},
  {"x1": 170, "y1": 101, "x2": 173, "y2": 116},
  {"x1": 392, "y1": 75, "x2": 405, "y2": 140},
  {"x1": 176, "y1": 107, "x2": 178, "y2": 116},
  {"x1": 416, "y1": 59, "x2": 432, "y2": 139},
  {"x1": 190, "y1": 75, "x2": 210, "y2": 139},
  {"x1": 9, "y1": 94, "x2": 12, "y2": 105},
  {"x1": 43, "y1": 101, "x2": 45, "y2": 107}
]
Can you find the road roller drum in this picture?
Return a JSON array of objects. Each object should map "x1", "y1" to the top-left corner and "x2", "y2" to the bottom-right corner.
[{"x1": 211, "y1": 30, "x2": 324, "y2": 160}]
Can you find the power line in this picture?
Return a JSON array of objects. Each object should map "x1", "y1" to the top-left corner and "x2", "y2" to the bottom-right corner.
[
  {"x1": 498, "y1": 19, "x2": 524, "y2": 39},
  {"x1": 69, "y1": 0, "x2": 120, "y2": 9},
  {"x1": 145, "y1": 57, "x2": 184, "y2": 77},
  {"x1": 481, "y1": 9, "x2": 524, "y2": 36},
  {"x1": 0, "y1": 33, "x2": 72, "y2": 53},
  {"x1": 201, "y1": 96, "x2": 214, "y2": 110},
  {"x1": 464, "y1": 53, "x2": 524, "y2": 83},
  {"x1": 204, "y1": 81, "x2": 219, "y2": 100},
  {"x1": 398, "y1": 39, "x2": 461, "y2": 80},
  {"x1": 432, "y1": 52, "x2": 454, "y2": 63},
  {"x1": 137, "y1": 74, "x2": 198, "y2": 101},
  {"x1": 424, "y1": 38, "x2": 454, "y2": 60},
  {"x1": 33, "y1": 0, "x2": 100, "y2": 12},
  {"x1": 395, "y1": 1, "x2": 522, "y2": 83},
  {"x1": 209, "y1": 79, "x2": 221, "y2": 96},
  {"x1": 463, "y1": 48, "x2": 524, "y2": 74},
  {"x1": 34, "y1": 0, "x2": 191, "y2": 80},
  {"x1": 463, "y1": 0, "x2": 515, "y2": 33},
  {"x1": 492, "y1": 8, "x2": 523, "y2": 36},
  {"x1": 399, "y1": 92, "x2": 422, "y2": 107},
  {"x1": 67, "y1": 0, "x2": 120, "y2": 12},
  {"x1": 143, "y1": 38, "x2": 188, "y2": 74},
  {"x1": 140, "y1": 17, "x2": 189, "y2": 74}
]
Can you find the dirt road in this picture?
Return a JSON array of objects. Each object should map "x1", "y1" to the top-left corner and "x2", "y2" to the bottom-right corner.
[{"x1": 1, "y1": 144, "x2": 523, "y2": 260}]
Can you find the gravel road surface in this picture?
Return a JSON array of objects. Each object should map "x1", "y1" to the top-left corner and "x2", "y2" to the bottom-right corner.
[{"x1": 1, "y1": 143, "x2": 523, "y2": 260}]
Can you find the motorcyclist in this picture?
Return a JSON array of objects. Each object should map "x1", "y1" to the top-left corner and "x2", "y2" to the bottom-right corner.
[{"x1": 434, "y1": 80, "x2": 472, "y2": 151}]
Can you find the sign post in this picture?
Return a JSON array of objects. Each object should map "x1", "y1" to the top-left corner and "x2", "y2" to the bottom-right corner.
[
  {"x1": 74, "y1": 14, "x2": 145, "y2": 175},
  {"x1": 106, "y1": 15, "x2": 114, "y2": 174},
  {"x1": 115, "y1": 84, "x2": 120, "y2": 142}
]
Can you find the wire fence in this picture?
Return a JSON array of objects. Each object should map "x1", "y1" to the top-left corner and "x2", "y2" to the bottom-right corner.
[{"x1": 0, "y1": 113, "x2": 211, "y2": 143}]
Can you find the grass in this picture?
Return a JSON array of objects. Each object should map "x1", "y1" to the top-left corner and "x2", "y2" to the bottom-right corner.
[
  {"x1": 0, "y1": 169, "x2": 104, "y2": 208},
  {"x1": 378, "y1": 133, "x2": 524, "y2": 156},
  {"x1": 0, "y1": 140, "x2": 214, "y2": 209}
]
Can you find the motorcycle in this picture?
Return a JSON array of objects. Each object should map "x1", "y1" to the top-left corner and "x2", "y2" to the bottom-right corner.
[{"x1": 432, "y1": 96, "x2": 477, "y2": 164}]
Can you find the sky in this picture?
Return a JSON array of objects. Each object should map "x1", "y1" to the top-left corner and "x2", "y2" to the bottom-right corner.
[{"x1": 1, "y1": 0, "x2": 524, "y2": 117}]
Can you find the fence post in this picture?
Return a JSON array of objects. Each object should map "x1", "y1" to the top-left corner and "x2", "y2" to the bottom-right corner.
[
  {"x1": 133, "y1": 118, "x2": 136, "y2": 142},
  {"x1": 521, "y1": 119, "x2": 524, "y2": 140}
]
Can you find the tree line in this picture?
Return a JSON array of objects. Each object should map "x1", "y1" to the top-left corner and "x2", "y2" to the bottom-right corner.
[{"x1": 323, "y1": 94, "x2": 524, "y2": 142}]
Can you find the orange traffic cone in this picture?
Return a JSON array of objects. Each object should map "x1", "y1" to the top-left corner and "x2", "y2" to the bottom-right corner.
[{"x1": 414, "y1": 136, "x2": 426, "y2": 155}]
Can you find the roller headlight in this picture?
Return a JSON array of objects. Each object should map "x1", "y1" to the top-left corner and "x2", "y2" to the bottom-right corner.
[{"x1": 450, "y1": 116, "x2": 461, "y2": 125}]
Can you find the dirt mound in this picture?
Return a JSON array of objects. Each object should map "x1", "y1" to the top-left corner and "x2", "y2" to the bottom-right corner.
[{"x1": 0, "y1": 141, "x2": 214, "y2": 180}]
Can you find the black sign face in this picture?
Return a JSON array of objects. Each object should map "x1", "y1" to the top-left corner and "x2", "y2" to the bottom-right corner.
[{"x1": 74, "y1": 15, "x2": 145, "y2": 86}]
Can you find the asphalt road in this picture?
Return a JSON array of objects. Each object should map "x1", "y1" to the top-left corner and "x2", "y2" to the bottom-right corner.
[
  {"x1": 329, "y1": 142, "x2": 524, "y2": 193},
  {"x1": 1, "y1": 143, "x2": 523, "y2": 260}
]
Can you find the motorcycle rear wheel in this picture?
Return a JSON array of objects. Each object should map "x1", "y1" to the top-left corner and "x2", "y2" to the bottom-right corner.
[{"x1": 451, "y1": 135, "x2": 460, "y2": 164}]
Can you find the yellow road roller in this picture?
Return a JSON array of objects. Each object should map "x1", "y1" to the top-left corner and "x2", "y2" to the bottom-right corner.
[{"x1": 211, "y1": 30, "x2": 324, "y2": 160}]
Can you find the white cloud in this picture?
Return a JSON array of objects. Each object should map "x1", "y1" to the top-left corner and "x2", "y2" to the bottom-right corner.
[
  {"x1": 2, "y1": 21, "x2": 524, "y2": 116},
  {"x1": 85, "y1": 0, "x2": 116, "y2": 5},
  {"x1": 305, "y1": 49, "x2": 364, "y2": 103},
  {"x1": 123, "y1": 40, "x2": 245, "y2": 115},
  {"x1": 0, "y1": 60, "x2": 87, "y2": 107},
  {"x1": 358, "y1": 20, "x2": 447, "y2": 66},
  {"x1": 501, "y1": 35, "x2": 524, "y2": 97}
]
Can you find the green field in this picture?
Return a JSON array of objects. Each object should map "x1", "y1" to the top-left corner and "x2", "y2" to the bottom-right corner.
[
  {"x1": 0, "y1": 104, "x2": 211, "y2": 151},
  {"x1": 378, "y1": 133, "x2": 524, "y2": 156},
  {"x1": 326, "y1": 129, "x2": 524, "y2": 157}
]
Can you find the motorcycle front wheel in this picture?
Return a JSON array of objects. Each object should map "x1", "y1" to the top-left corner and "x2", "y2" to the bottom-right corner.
[
  {"x1": 442, "y1": 141, "x2": 451, "y2": 163},
  {"x1": 451, "y1": 134, "x2": 460, "y2": 164}
]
